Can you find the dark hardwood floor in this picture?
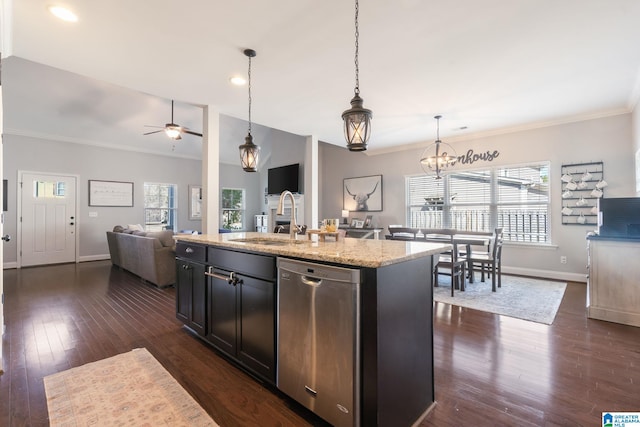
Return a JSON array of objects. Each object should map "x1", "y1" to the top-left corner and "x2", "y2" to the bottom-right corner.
[{"x1": 1, "y1": 260, "x2": 638, "y2": 426}]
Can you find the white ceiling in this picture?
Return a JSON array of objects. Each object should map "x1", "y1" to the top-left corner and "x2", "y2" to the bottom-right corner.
[{"x1": 4, "y1": 0, "x2": 640, "y2": 157}]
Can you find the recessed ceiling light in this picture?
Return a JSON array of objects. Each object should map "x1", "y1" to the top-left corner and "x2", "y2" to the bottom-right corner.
[
  {"x1": 230, "y1": 76, "x2": 246, "y2": 86},
  {"x1": 48, "y1": 5, "x2": 79, "y2": 22}
]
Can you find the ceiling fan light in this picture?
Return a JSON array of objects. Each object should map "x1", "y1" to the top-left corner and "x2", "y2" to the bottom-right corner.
[
  {"x1": 239, "y1": 134, "x2": 260, "y2": 172},
  {"x1": 164, "y1": 126, "x2": 181, "y2": 139}
]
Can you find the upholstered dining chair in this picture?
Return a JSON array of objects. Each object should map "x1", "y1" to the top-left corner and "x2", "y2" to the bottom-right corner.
[{"x1": 467, "y1": 228, "x2": 504, "y2": 292}]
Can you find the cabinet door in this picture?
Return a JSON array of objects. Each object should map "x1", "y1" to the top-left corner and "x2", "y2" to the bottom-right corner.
[
  {"x1": 190, "y1": 261, "x2": 207, "y2": 336},
  {"x1": 237, "y1": 274, "x2": 276, "y2": 382},
  {"x1": 176, "y1": 258, "x2": 192, "y2": 324},
  {"x1": 176, "y1": 259, "x2": 207, "y2": 336},
  {"x1": 208, "y1": 270, "x2": 238, "y2": 356}
]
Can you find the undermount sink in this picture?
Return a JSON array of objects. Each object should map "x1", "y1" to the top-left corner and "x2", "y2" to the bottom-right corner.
[{"x1": 229, "y1": 237, "x2": 307, "y2": 246}]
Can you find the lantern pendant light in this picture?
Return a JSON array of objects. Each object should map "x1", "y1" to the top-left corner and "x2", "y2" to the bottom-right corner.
[
  {"x1": 420, "y1": 115, "x2": 457, "y2": 180},
  {"x1": 239, "y1": 48, "x2": 260, "y2": 172},
  {"x1": 342, "y1": 0, "x2": 372, "y2": 151}
]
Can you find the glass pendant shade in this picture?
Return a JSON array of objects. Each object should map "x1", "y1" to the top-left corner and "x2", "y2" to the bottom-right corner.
[
  {"x1": 342, "y1": 94, "x2": 372, "y2": 151},
  {"x1": 239, "y1": 134, "x2": 260, "y2": 172}
]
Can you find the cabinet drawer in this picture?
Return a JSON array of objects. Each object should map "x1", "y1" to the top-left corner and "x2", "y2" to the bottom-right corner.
[
  {"x1": 208, "y1": 247, "x2": 275, "y2": 280},
  {"x1": 176, "y1": 242, "x2": 206, "y2": 262}
]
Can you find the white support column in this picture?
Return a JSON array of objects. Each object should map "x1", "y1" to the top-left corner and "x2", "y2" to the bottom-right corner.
[
  {"x1": 305, "y1": 135, "x2": 319, "y2": 230},
  {"x1": 202, "y1": 106, "x2": 220, "y2": 234}
]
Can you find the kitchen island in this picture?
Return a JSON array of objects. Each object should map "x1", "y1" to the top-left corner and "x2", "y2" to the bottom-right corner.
[{"x1": 175, "y1": 232, "x2": 449, "y2": 427}]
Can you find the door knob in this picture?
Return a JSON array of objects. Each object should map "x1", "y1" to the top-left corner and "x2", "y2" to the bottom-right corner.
[{"x1": 1, "y1": 234, "x2": 11, "y2": 242}]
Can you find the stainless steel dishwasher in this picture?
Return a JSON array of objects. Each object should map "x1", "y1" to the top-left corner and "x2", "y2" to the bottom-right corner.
[{"x1": 277, "y1": 258, "x2": 361, "y2": 427}]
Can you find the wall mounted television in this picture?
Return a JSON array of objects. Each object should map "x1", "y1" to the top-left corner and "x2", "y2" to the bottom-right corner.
[{"x1": 268, "y1": 163, "x2": 300, "y2": 195}]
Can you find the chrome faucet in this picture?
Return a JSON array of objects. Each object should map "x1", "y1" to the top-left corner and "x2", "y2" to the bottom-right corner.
[{"x1": 277, "y1": 190, "x2": 299, "y2": 240}]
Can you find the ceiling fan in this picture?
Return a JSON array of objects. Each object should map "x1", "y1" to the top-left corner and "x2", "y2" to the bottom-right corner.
[{"x1": 143, "y1": 100, "x2": 202, "y2": 140}]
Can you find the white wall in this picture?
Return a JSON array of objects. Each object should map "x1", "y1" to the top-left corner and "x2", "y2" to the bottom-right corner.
[
  {"x1": 3, "y1": 134, "x2": 202, "y2": 264},
  {"x1": 633, "y1": 99, "x2": 640, "y2": 195},
  {"x1": 320, "y1": 113, "x2": 636, "y2": 281}
]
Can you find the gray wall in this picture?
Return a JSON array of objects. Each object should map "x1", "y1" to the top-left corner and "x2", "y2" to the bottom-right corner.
[
  {"x1": 3, "y1": 116, "x2": 309, "y2": 265},
  {"x1": 320, "y1": 113, "x2": 636, "y2": 281},
  {"x1": 3, "y1": 134, "x2": 202, "y2": 264}
]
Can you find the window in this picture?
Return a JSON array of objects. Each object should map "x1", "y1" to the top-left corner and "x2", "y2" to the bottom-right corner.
[
  {"x1": 144, "y1": 183, "x2": 177, "y2": 231},
  {"x1": 222, "y1": 188, "x2": 245, "y2": 230},
  {"x1": 407, "y1": 162, "x2": 550, "y2": 243}
]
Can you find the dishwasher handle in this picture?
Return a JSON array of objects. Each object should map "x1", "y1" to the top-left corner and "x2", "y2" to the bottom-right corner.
[{"x1": 301, "y1": 275, "x2": 322, "y2": 287}]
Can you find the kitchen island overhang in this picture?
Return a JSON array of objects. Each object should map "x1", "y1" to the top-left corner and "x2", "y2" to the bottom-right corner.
[{"x1": 175, "y1": 232, "x2": 450, "y2": 427}]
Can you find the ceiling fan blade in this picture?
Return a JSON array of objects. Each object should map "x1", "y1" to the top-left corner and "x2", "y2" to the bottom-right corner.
[
  {"x1": 183, "y1": 130, "x2": 203, "y2": 137},
  {"x1": 143, "y1": 130, "x2": 164, "y2": 135}
]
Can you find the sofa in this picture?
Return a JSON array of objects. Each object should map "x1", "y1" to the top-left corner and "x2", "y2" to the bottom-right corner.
[{"x1": 106, "y1": 225, "x2": 176, "y2": 288}]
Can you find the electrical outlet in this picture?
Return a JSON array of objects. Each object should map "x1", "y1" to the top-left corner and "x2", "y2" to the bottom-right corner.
[{"x1": 560, "y1": 256, "x2": 567, "y2": 264}]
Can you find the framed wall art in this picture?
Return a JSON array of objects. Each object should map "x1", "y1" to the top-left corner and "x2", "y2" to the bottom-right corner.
[
  {"x1": 343, "y1": 174, "x2": 383, "y2": 212},
  {"x1": 88, "y1": 180, "x2": 134, "y2": 207}
]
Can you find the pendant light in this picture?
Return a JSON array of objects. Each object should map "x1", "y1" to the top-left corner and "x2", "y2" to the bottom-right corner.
[
  {"x1": 342, "y1": 0, "x2": 372, "y2": 151},
  {"x1": 239, "y1": 48, "x2": 260, "y2": 172},
  {"x1": 420, "y1": 115, "x2": 457, "y2": 180}
]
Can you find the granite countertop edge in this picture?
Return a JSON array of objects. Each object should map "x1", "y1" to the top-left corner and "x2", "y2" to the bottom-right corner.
[{"x1": 175, "y1": 232, "x2": 450, "y2": 268}]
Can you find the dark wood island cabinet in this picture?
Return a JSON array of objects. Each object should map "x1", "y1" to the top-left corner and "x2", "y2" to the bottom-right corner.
[{"x1": 175, "y1": 232, "x2": 448, "y2": 427}]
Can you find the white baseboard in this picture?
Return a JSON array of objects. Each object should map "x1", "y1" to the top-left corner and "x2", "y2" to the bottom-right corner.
[
  {"x1": 3, "y1": 261, "x2": 18, "y2": 270},
  {"x1": 2, "y1": 255, "x2": 110, "y2": 270},
  {"x1": 79, "y1": 254, "x2": 111, "y2": 263},
  {"x1": 502, "y1": 266, "x2": 587, "y2": 283}
]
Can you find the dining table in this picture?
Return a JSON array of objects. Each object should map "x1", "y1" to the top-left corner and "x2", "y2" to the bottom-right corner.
[{"x1": 420, "y1": 230, "x2": 494, "y2": 284}]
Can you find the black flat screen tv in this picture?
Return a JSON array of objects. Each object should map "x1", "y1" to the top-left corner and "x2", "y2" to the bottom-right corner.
[
  {"x1": 598, "y1": 197, "x2": 640, "y2": 238},
  {"x1": 268, "y1": 163, "x2": 300, "y2": 195}
]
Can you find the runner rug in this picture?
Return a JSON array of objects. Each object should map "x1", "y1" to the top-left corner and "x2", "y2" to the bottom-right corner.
[
  {"x1": 44, "y1": 347, "x2": 218, "y2": 426},
  {"x1": 433, "y1": 274, "x2": 567, "y2": 325}
]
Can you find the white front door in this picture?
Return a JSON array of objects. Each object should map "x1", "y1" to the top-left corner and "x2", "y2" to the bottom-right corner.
[{"x1": 20, "y1": 172, "x2": 77, "y2": 266}]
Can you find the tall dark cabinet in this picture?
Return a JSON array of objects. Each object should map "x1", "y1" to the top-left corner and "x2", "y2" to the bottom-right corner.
[{"x1": 175, "y1": 242, "x2": 207, "y2": 336}]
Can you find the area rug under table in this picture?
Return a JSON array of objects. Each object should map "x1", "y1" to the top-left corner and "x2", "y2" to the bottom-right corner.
[
  {"x1": 433, "y1": 274, "x2": 567, "y2": 325},
  {"x1": 44, "y1": 348, "x2": 218, "y2": 426}
]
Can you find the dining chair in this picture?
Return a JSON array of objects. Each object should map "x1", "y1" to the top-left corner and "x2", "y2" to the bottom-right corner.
[
  {"x1": 433, "y1": 238, "x2": 467, "y2": 296},
  {"x1": 387, "y1": 226, "x2": 419, "y2": 240},
  {"x1": 467, "y1": 228, "x2": 503, "y2": 292}
]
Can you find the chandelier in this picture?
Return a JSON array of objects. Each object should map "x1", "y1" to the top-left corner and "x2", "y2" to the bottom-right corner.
[
  {"x1": 420, "y1": 115, "x2": 457, "y2": 179},
  {"x1": 239, "y1": 49, "x2": 260, "y2": 172}
]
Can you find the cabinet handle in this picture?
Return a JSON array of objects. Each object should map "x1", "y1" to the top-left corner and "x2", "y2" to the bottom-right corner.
[
  {"x1": 204, "y1": 268, "x2": 242, "y2": 286},
  {"x1": 185, "y1": 247, "x2": 194, "y2": 253}
]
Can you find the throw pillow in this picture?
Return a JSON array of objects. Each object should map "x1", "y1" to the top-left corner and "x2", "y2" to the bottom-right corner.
[
  {"x1": 127, "y1": 224, "x2": 144, "y2": 231},
  {"x1": 113, "y1": 225, "x2": 124, "y2": 233},
  {"x1": 146, "y1": 230, "x2": 175, "y2": 247}
]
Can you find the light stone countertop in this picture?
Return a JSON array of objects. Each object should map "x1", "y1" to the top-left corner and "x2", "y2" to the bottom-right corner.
[{"x1": 175, "y1": 232, "x2": 450, "y2": 268}]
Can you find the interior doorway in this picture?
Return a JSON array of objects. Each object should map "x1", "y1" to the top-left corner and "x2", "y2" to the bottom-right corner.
[{"x1": 19, "y1": 172, "x2": 78, "y2": 267}]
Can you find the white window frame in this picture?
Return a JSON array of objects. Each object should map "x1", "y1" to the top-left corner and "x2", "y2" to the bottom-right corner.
[
  {"x1": 221, "y1": 187, "x2": 246, "y2": 231},
  {"x1": 406, "y1": 161, "x2": 551, "y2": 243},
  {"x1": 143, "y1": 182, "x2": 178, "y2": 232}
]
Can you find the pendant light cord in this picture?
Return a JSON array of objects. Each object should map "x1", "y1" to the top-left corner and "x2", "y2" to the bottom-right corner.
[
  {"x1": 354, "y1": 0, "x2": 360, "y2": 96},
  {"x1": 248, "y1": 55, "x2": 252, "y2": 134}
]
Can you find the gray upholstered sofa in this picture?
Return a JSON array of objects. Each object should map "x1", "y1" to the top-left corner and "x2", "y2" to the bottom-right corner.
[{"x1": 106, "y1": 226, "x2": 176, "y2": 287}]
